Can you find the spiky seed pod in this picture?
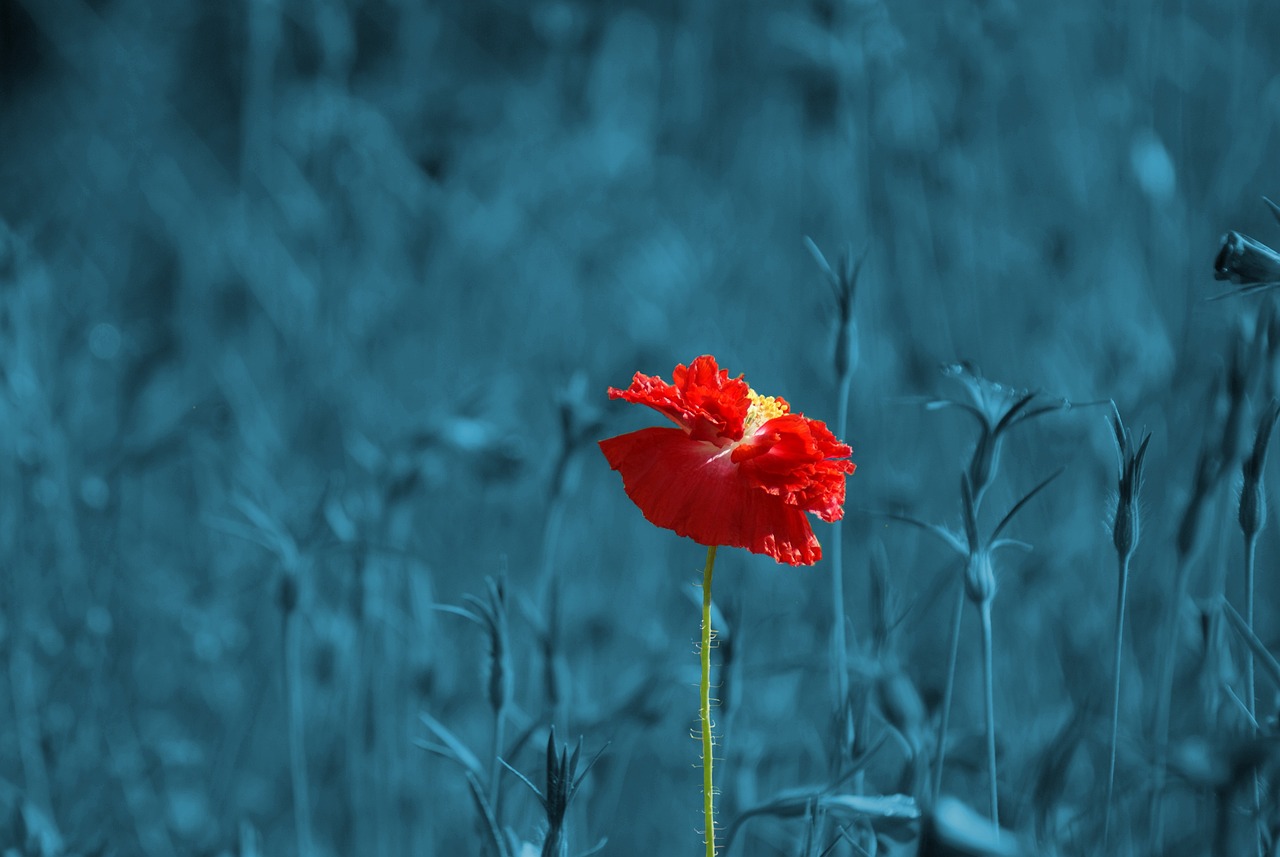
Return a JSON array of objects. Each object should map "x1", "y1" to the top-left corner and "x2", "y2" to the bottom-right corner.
[
  {"x1": 500, "y1": 727, "x2": 606, "y2": 857},
  {"x1": 1112, "y1": 496, "x2": 1137, "y2": 563},
  {"x1": 1110, "y1": 411, "x2": 1151, "y2": 564},
  {"x1": 1240, "y1": 400, "x2": 1280, "y2": 539}
]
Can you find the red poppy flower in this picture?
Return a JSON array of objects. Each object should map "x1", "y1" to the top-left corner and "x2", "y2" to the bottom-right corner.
[{"x1": 599, "y1": 355, "x2": 855, "y2": 565}]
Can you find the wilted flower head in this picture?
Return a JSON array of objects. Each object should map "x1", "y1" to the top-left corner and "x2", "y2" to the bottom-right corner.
[
  {"x1": 924, "y1": 363, "x2": 1073, "y2": 503},
  {"x1": 1210, "y1": 197, "x2": 1280, "y2": 299},
  {"x1": 599, "y1": 355, "x2": 855, "y2": 565}
]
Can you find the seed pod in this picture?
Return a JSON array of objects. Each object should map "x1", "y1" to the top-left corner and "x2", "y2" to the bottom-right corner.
[
  {"x1": 1109, "y1": 408, "x2": 1151, "y2": 564},
  {"x1": 1239, "y1": 399, "x2": 1280, "y2": 539},
  {"x1": 964, "y1": 550, "x2": 997, "y2": 606},
  {"x1": 1112, "y1": 495, "x2": 1138, "y2": 562}
]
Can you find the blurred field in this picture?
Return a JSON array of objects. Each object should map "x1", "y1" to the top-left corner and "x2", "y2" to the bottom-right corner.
[{"x1": 2, "y1": 0, "x2": 1280, "y2": 854}]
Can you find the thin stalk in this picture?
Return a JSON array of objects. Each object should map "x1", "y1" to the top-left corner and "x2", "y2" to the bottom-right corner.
[
  {"x1": 490, "y1": 702, "x2": 507, "y2": 819},
  {"x1": 1151, "y1": 553, "x2": 1193, "y2": 850},
  {"x1": 284, "y1": 613, "x2": 315, "y2": 857},
  {"x1": 979, "y1": 599, "x2": 999, "y2": 833},
  {"x1": 1104, "y1": 554, "x2": 1131, "y2": 847},
  {"x1": 831, "y1": 373, "x2": 852, "y2": 772},
  {"x1": 1246, "y1": 535, "x2": 1257, "y2": 725},
  {"x1": 932, "y1": 578, "x2": 966, "y2": 802},
  {"x1": 1244, "y1": 534, "x2": 1262, "y2": 857},
  {"x1": 701, "y1": 545, "x2": 719, "y2": 857}
]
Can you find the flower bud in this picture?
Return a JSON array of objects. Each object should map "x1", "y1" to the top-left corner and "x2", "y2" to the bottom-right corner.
[{"x1": 964, "y1": 551, "x2": 997, "y2": 605}]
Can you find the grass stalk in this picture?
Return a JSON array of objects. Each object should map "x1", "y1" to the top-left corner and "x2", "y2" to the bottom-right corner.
[
  {"x1": 1244, "y1": 533, "x2": 1262, "y2": 857},
  {"x1": 830, "y1": 372, "x2": 852, "y2": 768},
  {"x1": 1150, "y1": 552, "x2": 1194, "y2": 849},
  {"x1": 490, "y1": 703, "x2": 507, "y2": 816},
  {"x1": 1104, "y1": 553, "x2": 1130, "y2": 847},
  {"x1": 979, "y1": 598, "x2": 999, "y2": 833},
  {"x1": 701, "y1": 544, "x2": 719, "y2": 857},
  {"x1": 1237, "y1": 398, "x2": 1277, "y2": 857},
  {"x1": 284, "y1": 608, "x2": 315, "y2": 857},
  {"x1": 932, "y1": 579, "x2": 965, "y2": 803}
]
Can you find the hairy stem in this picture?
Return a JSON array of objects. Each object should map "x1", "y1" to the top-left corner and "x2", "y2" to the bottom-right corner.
[
  {"x1": 702, "y1": 544, "x2": 719, "y2": 857},
  {"x1": 933, "y1": 579, "x2": 966, "y2": 802},
  {"x1": 1104, "y1": 553, "x2": 1131, "y2": 847},
  {"x1": 979, "y1": 599, "x2": 999, "y2": 833}
]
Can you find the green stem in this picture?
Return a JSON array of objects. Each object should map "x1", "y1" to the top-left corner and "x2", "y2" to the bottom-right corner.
[
  {"x1": 701, "y1": 544, "x2": 718, "y2": 857},
  {"x1": 979, "y1": 599, "x2": 999, "y2": 833},
  {"x1": 1104, "y1": 553, "x2": 1130, "y2": 847},
  {"x1": 933, "y1": 578, "x2": 965, "y2": 802}
]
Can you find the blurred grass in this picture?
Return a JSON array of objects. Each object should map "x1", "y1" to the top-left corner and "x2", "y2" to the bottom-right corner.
[{"x1": 0, "y1": 0, "x2": 1279, "y2": 854}]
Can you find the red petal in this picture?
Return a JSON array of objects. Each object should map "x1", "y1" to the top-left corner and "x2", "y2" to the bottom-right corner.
[
  {"x1": 599, "y1": 427, "x2": 823, "y2": 565},
  {"x1": 734, "y1": 414, "x2": 856, "y2": 522},
  {"x1": 607, "y1": 355, "x2": 750, "y2": 443}
]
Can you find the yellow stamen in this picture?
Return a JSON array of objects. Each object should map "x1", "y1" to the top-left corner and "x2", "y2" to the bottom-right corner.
[{"x1": 744, "y1": 388, "x2": 788, "y2": 434}]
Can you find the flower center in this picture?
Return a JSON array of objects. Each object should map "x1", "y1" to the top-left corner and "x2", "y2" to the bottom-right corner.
[{"x1": 743, "y1": 388, "x2": 788, "y2": 436}]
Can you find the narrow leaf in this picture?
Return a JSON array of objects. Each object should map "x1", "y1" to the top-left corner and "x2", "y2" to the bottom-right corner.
[
  {"x1": 418, "y1": 712, "x2": 485, "y2": 780},
  {"x1": 991, "y1": 467, "x2": 1064, "y2": 541},
  {"x1": 465, "y1": 770, "x2": 513, "y2": 857},
  {"x1": 1221, "y1": 600, "x2": 1280, "y2": 688},
  {"x1": 498, "y1": 757, "x2": 549, "y2": 812}
]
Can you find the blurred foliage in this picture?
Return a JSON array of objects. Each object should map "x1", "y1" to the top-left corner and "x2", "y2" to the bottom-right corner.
[{"x1": 1, "y1": 0, "x2": 1280, "y2": 854}]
